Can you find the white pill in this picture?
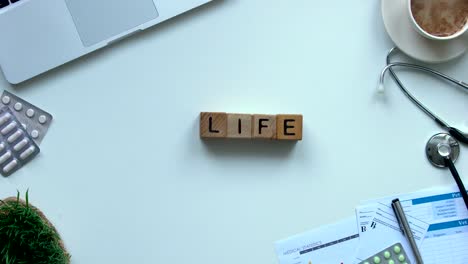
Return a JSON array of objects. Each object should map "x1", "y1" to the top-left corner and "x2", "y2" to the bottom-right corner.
[
  {"x1": 1, "y1": 122, "x2": 16, "y2": 135},
  {"x1": 7, "y1": 130, "x2": 22, "y2": 143},
  {"x1": 3, "y1": 159, "x2": 18, "y2": 173},
  {"x1": 38, "y1": 115, "x2": 47, "y2": 124},
  {"x1": 20, "y1": 146, "x2": 35, "y2": 160},
  {"x1": 0, "y1": 151, "x2": 12, "y2": 164},
  {"x1": 26, "y1": 109, "x2": 35, "y2": 117},
  {"x1": 21, "y1": 123, "x2": 27, "y2": 129},
  {"x1": 14, "y1": 139, "x2": 28, "y2": 151},
  {"x1": 2, "y1": 96, "x2": 10, "y2": 105},
  {"x1": 0, "y1": 143, "x2": 5, "y2": 152},
  {"x1": 0, "y1": 113, "x2": 11, "y2": 126},
  {"x1": 31, "y1": 130, "x2": 39, "y2": 139},
  {"x1": 14, "y1": 102, "x2": 22, "y2": 111}
]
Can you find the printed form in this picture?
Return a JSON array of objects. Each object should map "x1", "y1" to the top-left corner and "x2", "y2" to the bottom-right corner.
[
  {"x1": 275, "y1": 186, "x2": 468, "y2": 264},
  {"x1": 275, "y1": 217, "x2": 360, "y2": 264},
  {"x1": 361, "y1": 186, "x2": 468, "y2": 264},
  {"x1": 355, "y1": 203, "x2": 429, "y2": 263}
]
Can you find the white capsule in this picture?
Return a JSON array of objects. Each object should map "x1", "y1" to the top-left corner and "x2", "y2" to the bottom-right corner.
[
  {"x1": 38, "y1": 115, "x2": 47, "y2": 124},
  {"x1": 20, "y1": 146, "x2": 35, "y2": 160},
  {"x1": 0, "y1": 113, "x2": 11, "y2": 126},
  {"x1": 13, "y1": 139, "x2": 28, "y2": 151},
  {"x1": 31, "y1": 130, "x2": 39, "y2": 139},
  {"x1": 1, "y1": 96, "x2": 10, "y2": 105},
  {"x1": 26, "y1": 109, "x2": 35, "y2": 118},
  {"x1": 3, "y1": 159, "x2": 18, "y2": 173},
  {"x1": 0, "y1": 151, "x2": 12, "y2": 164},
  {"x1": 0, "y1": 143, "x2": 5, "y2": 152},
  {"x1": 7, "y1": 130, "x2": 22, "y2": 143},
  {"x1": 14, "y1": 102, "x2": 22, "y2": 111},
  {"x1": 1, "y1": 122, "x2": 16, "y2": 135}
]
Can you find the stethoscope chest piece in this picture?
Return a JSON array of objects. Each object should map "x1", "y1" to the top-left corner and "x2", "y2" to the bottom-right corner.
[{"x1": 426, "y1": 133, "x2": 460, "y2": 168}]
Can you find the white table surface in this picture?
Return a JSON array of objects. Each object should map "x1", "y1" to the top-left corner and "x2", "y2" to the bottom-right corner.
[{"x1": 1, "y1": 1, "x2": 468, "y2": 263}]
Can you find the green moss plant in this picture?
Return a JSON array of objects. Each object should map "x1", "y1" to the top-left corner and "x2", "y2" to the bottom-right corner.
[{"x1": 0, "y1": 191, "x2": 70, "y2": 264}]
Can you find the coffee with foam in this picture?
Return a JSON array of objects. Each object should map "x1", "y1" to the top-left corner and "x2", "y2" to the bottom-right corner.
[{"x1": 411, "y1": 0, "x2": 468, "y2": 37}]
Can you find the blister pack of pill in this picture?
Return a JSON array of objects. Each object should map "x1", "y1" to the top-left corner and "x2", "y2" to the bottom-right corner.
[
  {"x1": 1, "y1": 91, "x2": 53, "y2": 145},
  {"x1": 359, "y1": 243, "x2": 411, "y2": 264},
  {"x1": 0, "y1": 107, "x2": 40, "y2": 176}
]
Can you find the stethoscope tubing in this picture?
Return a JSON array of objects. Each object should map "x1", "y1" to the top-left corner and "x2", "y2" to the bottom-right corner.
[
  {"x1": 383, "y1": 49, "x2": 468, "y2": 126},
  {"x1": 445, "y1": 158, "x2": 468, "y2": 210},
  {"x1": 383, "y1": 48, "x2": 468, "y2": 144},
  {"x1": 383, "y1": 48, "x2": 468, "y2": 210}
]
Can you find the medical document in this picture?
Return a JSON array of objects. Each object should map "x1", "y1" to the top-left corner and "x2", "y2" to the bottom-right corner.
[
  {"x1": 363, "y1": 186, "x2": 468, "y2": 264},
  {"x1": 355, "y1": 203, "x2": 429, "y2": 263},
  {"x1": 274, "y1": 186, "x2": 468, "y2": 264},
  {"x1": 275, "y1": 217, "x2": 359, "y2": 264}
]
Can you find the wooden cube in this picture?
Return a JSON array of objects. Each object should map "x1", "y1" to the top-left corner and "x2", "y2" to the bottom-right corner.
[
  {"x1": 252, "y1": 114, "x2": 276, "y2": 139},
  {"x1": 227, "y1": 114, "x2": 252, "y2": 139},
  {"x1": 276, "y1": 114, "x2": 303, "y2": 140},
  {"x1": 200, "y1": 112, "x2": 227, "y2": 138}
]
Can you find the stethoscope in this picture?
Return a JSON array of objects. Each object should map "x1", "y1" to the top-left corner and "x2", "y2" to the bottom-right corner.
[{"x1": 379, "y1": 47, "x2": 468, "y2": 210}]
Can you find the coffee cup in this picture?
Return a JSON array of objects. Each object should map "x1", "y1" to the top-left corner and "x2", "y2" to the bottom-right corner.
[{"x1": 408, "y1": 0, "x2": 468, "y2": 40}]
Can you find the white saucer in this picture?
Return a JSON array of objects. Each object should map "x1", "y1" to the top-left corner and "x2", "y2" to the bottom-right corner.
[{"x1": 382, "y1": 0, "x2": 467, "y2": 63}]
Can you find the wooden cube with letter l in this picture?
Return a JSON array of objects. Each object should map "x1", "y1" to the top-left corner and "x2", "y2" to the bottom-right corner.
[{"x1": 200, "y1": 112, "x2": 227, "y2": 138}]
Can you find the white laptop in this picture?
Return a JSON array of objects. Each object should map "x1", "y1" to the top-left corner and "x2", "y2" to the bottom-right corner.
[{"x1": 0, "y1": 0, "x2": 213, "y2": 84}]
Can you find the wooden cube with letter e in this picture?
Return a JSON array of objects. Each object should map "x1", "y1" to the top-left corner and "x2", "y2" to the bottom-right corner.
[{"x1": 276, "y1": 114, "x2": 302, "y2": 140}]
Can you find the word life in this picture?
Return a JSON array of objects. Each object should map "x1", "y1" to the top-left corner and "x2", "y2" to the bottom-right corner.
[{"x1": 200, "y1": 112, "x2": 303, "y2": 141}]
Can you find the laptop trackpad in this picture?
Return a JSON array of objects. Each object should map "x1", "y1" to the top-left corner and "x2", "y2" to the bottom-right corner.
[{"x1": 65, "y1": 0, "x2": 158, "y2": 47}]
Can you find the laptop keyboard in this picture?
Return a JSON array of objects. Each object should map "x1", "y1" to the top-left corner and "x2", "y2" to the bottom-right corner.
[{"x1": 0, "y1": 0, "x2": 20, "y2": 9}]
